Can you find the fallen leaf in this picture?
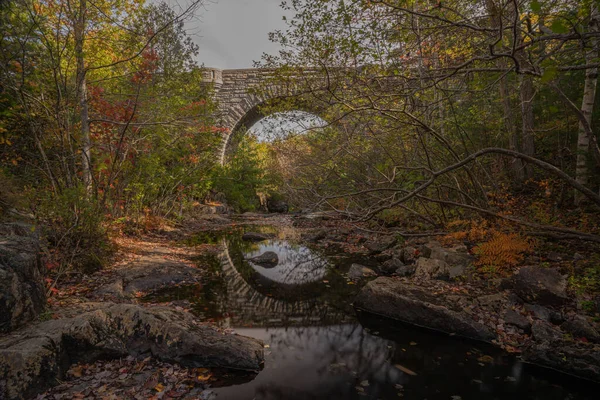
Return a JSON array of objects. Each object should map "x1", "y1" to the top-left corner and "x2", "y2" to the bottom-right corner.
[
  {"x1": 394, "y1": 364, "x2": 417, "y2": 376},
  {"x1": 477, "y1": 355, "x2": 494, "y2": 363},
  {"x1": 197, "y1": 374, "x2": 212, "y2": 382},
  {"x1": 69, "y1": 365, "x2": 84, "y2": 378}
]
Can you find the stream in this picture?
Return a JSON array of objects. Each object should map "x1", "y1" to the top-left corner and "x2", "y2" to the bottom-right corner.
[{"x1": 145, "y1": 225, "x2": 597, "y2": 400}]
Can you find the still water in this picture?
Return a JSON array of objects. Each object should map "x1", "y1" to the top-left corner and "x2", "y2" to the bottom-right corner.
[{"x1": 149, "y1": 226, "x2": 598, "y2": 399}]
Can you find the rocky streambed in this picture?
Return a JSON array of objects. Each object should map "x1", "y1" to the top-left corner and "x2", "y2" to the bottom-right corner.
[{"x1": 1, "y1": 214, "x2": 599, "y2": 399}]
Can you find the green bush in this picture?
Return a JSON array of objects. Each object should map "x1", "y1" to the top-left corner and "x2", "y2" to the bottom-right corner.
[{"x1": 34, "y1": 187, "x2": 112, "y2": 273}]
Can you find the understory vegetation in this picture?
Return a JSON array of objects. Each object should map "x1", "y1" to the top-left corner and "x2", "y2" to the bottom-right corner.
[
  {"x1": 251, "y1": 0, "x2": 600, "y2": 289},
  {"x1": 1, "y1": 0, "x2": 600, "y2": 298}
]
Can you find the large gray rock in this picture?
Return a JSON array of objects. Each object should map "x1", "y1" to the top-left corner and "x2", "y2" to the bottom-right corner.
[
  {"x1": 395, "y1": 264, "x2": 417, "y2": 277},
  {"x1": 523, "y1": 320, "x2": 600, "y2": 382},
  {"x1": 365, "y1": 236, "x2": 397, "y2": 255},
  {"x1": 379, "y1": 258, "x2": 404, "y2": 275},
  {"x1": 354, "y1": 277, "x2": 495, "y2": 342},
  {"x1": 348, "y1": 264, "x2": 377, "y2": 281},
  {"x1": 561, "y1": 315, "x2": 600, "y2": 343},
  {"x1": 421, "y1": 241, "x2": 473, "y2": 274},
  {"x1": 400, "y1": 246, "x2": 417, "y2": 264},
  {"x1": 504, "y1": 310, "x2": 531, "y2": 333},
  {"x1": 414, "y1": 258, "x2": 450, "y2": 280},
  {"x1": 506, "y1": 266, "x2": 568, "y2": 306},
  {"x1": 0, "y1": 223, "x2": 45, "y2": 333},
  {"x1": 0, "y1": 303, "x2": 264, "y2": 400}
]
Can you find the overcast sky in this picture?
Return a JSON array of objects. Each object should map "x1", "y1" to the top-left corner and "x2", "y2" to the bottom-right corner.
[{"x1": 186, "y1": 0, "x2": 289, "y2": 70}]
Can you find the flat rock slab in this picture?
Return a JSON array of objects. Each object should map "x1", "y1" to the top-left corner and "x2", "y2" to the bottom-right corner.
[
  {"x1": 523, "y1": 323, "x2": 600, "y2": 383},
  {"x1": 0, "y1": 303, "x2": 264, "y2": 400},
  {"x1": 354, "y1": 277, "x2": 495, "y2": 342},
  {"x1": 95, "y1": 256, "x2": 203, "y2": 298}
]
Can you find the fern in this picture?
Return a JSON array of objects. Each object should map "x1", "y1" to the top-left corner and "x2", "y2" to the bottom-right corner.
[{"x1": 473, "y1": 232, "x2": 532, "y2": 268}]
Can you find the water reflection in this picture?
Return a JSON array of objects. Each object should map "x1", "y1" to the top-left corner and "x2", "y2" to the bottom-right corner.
[
  {"x1": 245, "y1": 240, "x2": 329, "y2": 285},
  {"x1": 174, "y1": 226, "x2": 598, "y2": 399},
  {"x1": 212, "y1": 314, "x2": 595, "y2": 400}
]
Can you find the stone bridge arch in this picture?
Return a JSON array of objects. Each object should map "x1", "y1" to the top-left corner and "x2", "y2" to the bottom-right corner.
[{"x1": 201, "y1": 68, "x2": 325, "y2": 164}]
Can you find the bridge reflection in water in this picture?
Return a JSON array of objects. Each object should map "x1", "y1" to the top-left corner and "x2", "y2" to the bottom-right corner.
[
  {"x1": 214, "y1": 237, "x2": 355, "y2": 329},
  {"x1": 198, "y1": 230, "x2": 594, "y2": 400}
]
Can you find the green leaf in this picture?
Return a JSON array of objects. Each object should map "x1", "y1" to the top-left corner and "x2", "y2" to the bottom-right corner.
[
  {"x1": 541, "y1": 66, "x2": 558, "y2": 83},
  {"x1": 550, "y1": 20, "x2": 569, "y2": 34},
  {"x1": 531, "y1": 0, "x2": 541, "y2": 13}
]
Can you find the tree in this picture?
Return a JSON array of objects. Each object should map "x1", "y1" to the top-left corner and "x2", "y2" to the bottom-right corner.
[{"x1": 255, "y1": 0, "x2": 600, "y2": 241}]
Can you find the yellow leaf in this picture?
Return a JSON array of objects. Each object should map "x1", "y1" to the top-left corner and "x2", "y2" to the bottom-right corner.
[
  {"x1": 154, "y1": 383, "x2": 164, "y2": 392},
  {"x1": 197, "y1": 374, "x2": 212, "y2": 382}
]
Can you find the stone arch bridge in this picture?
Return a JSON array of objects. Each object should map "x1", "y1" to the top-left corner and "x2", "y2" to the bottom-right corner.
[{"x1": 201, "y1": 67, "x2": 322, "y2": 164}]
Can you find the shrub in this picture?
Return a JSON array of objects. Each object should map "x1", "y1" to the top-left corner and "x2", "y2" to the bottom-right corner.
[{"x1": 34, "y1": 187, "x2": 113, "y2": 274}]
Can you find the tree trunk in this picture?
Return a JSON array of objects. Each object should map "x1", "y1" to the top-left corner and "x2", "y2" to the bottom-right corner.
[
  {"x1": 575, "y1": 5, "x2": 599, "y2": 205},
  {"x1": 520, "y1": 74, "x2": 535, "y2": 179},
  {"x1": 74, "y1": 0, "x2": 92, "y2": 192},
  {"x1": 485, "y1": 0, "x2": 525, "y2": 181},
  {"x1": 500, "y1": 73, "x2": 525, "y2": 181}
]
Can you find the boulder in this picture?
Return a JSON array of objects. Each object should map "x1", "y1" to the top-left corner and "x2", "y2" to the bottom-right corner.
[
  {"x1": 531, "y1": 320, "x2": 563, "y2": 342},
  {"x1": 0, "y1": 223, "x2": 45, "y2": 333},
  {"x1": 523, "y1": 321, "x2": 600, "y2": 382},
  {"x1": 242, "y1": 232, "x2": 271, "y2": 242},
  {"x1": 354, "y1": 277, "x2": 495, "y2": 342},
  {"x1": 0, "y1": 303, "x2": 264, "y2": 400},
  {"x1": 503, "y1": 310, "x2": 531, "y2": 333},
  {"x1": 267, "y1": 199, "x2": 288, "y2": 213},
  {"x1": 420, "y1": 240, "x2": 443, "y2": 258},
  {"x1": 421, "y1": 241, "x2": 473, "y2": 270},
  {"x1": 379, "y1": 258, "x2": 404, "y2": 275},
  {"x1": 364, "y1": 236, "x2": 397, "y2": 255},
  {"x1": 395, "y1": 264, "x2": 417, "y2": 277},
  {"x1": 400, "y1": 246, "x2": 417, "y2": 264},
  {"x1": 506, "y1": 266, "x2": 568, "y2": 306},
  {"x1": 524, "y1": 303, "x2": 554, "y2": 322},
  {"x1": 414, "y1": 258, "x2": 450, "y2": 280},
  {"x1": 348, "y1": 264, "x2": 377, "y2": 281},
  {"x1": 374, "y1": 251, "x2": 393, "y2": 263},
  {"x1": 561, "y1": 315, "x2": 600, "y2": 343},
  {"x1": 249, "y1": 251, "x2": 279, "y2": 268}
]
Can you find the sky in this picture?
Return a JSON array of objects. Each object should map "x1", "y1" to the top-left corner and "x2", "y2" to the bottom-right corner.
[
  {"x1": 186, "y1": 0, "x2": 289, "y2": 69},
  {"x1": 166, "y1": 0, "x2": 326, "y2": 137}
]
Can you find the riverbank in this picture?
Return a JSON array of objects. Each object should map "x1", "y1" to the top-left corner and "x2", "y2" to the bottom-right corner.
[{"x1": 1, "y1": 212, "x2": 599, "y2": 399}]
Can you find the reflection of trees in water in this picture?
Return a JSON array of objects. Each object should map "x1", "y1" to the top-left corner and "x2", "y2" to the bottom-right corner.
[
  {"x1": 244, "y1": 240, "x2": 329, "y2": 285},
  {"x1": 214, "y1": 324, "x2": 401, "y2": 400},
  {"x1": 203, "y1": 230, "x2": 591, "y2": 400},
  {"x1": 216, "y1": 320, "x2": 587, "y2": 400}
]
